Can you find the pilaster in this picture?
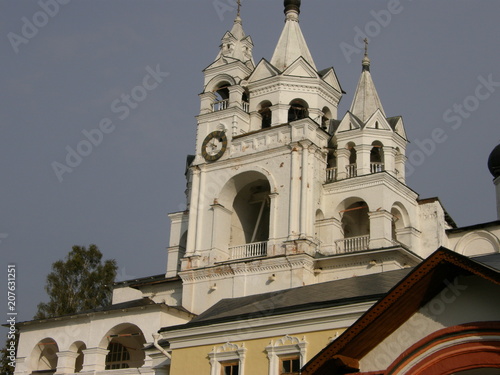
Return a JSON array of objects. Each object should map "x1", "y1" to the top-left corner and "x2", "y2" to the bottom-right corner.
[
  {"x1": 200, "y1": 92, "x2": 216, "y2": 115},
  {"x1": 336, "y1": 148, "x2": 350, "y2": 180},
  {"x1": 368, "y1": 209, "x2": 394, "y2": 249},
  {"x1": 55, "y1": 351, "x2": 80, "y2": 374},
  {"x1": 81, "y1": 347, "x2": 109, "y2": 373},
  {"x1": 357, "y1": 144, "x2": 372, "y2": 176}
]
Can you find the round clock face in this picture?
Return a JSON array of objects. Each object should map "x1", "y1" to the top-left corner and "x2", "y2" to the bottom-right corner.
[{"x1": 202, "y1": 131, "x2": 227, "y2": 161}]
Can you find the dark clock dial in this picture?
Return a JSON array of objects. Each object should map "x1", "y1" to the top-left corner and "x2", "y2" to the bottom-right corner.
[{"x1": 202, "y1": 131, "x2": 227, "y2": 161}]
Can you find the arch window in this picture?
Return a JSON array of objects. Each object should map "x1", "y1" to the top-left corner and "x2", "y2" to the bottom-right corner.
[
  {"x1": 31, "y1": 338, "x2": 59, "y2": 374},
  {"x1": 242, "y1": 91, "x2": 250, "y2": 113},
  {"x1": 370, "y1": 141, "x2": 384, "y2": 173},
  {"x1": 321, "y1": 107, "x2": 332, "y2": 129},
  {"x1": 258, "y1": 101, "x2": 272, "y2": 129},
  {"x1": 347, "y1": 142, "x2": 357, "y2": 178},
  {"x1": 338, "y1": 201, "x2": 369, "y2": 253},
  {"x1": 326, "y1": 143, "x2": 337, "y2": 183},
  {"x1": 288, "y1": 99, "x2": 309, "y2": 122},
  {"x1": 100, "y1": 324, "x2": 146, "y2": 370},
  {"x1": 70, "y1": 341, "x2": 86, "y2": 373},
  {"x1": 230, "y1": 180, "x2": 270, "y2": 245},
  {"x1": 212, "y1": 83, "x2": 230, "y2": 112},
  {"x1": 105, "y1": 342, "x2": 130, "y2": 370}
]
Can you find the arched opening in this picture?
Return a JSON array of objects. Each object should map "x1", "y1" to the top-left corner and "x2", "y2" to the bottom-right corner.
[
  {"x1": 218, "y1": 171, "x2": 274, "y2": 259},
  {"x1": 69, "y1": 341, "x2": 86, "y2": 373},
  {"x1": 347, "y1": 142, "x2": 357, "y2": 178},
  {"x1": 326, "y1": 142, "x2": 337, "y2": 183},
  {"x1": 338, "y1": 200, "x2": 369, "y2": 253},
  {"x1": 370, "y1": 141, "x2": 384, "y2": 173},
  {"x1": 100, "y1": 324, "x2": 146, "y2": 370},
  {"x1": 322, "y1": 106, "x2": 332, "y2": 129},
  {"x1": 213, "y1": 82, "x2": 230, "y2": 112},
  {"x1": 30, "y1": 338, "x2": 59, "y2": 374},
  {"x1": 288, "y1": 99, "x2": 309, "y2": 123},
  {"x1": 258, "y1": 100, "x2": 272, "y2": 129},
  {"x1": 391, "y1": 207, "x2": 405, "y2": 244},
  {"x1": 242, "y1": 91, "x2": 250, "y2": 113},
  {"x1": 230, "y1": 179, "x2": 271, "y2": 246}
]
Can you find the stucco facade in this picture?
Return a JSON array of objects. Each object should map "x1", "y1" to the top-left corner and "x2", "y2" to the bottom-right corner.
[{"x1": 13, "y1": 1, "x2": 500, "y2": 375}]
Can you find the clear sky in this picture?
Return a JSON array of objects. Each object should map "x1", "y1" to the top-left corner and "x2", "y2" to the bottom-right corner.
[{"x1": 1, "y1": 0, "x2": 499, "y2": 323}]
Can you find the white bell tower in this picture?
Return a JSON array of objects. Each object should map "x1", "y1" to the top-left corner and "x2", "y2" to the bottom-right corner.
[{"x1": 165, "y1": 2, "x2": 427, "y2": 315}]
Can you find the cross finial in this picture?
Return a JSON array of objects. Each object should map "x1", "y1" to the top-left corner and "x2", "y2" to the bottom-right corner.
[
  {"x1": 364, "y1": 38, "x2": 369, "y2": 57},
  {"x1": 237, "y1": 0, "x2": 242, "y2": 17}
]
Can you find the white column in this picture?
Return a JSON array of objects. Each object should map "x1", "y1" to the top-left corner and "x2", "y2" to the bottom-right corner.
[
  {"x1": 55, "y1": 351, "x2": 80, "y2": 374},
  {"x1": 186, "y1": 167, "x2": 201, "y2": 256},
  {"x1": 81, "y1": 347, "x2": 108, "y2": 372},
  {"x1": 299, "y1": 141, "x2": 311, "y2": 237},
  {"x1": 357, "y1": 144, "x2": 371, "y2": 176},
  {"x1": 395, "y1": 150, "x2": 407, "y2": 182},
  {"x1": 195, "y1": 167, "x2": 206, "y2": 252},
  {"x1": 368, "y1": 210, "x2": 394, "y2": 249},
  {"x1": 336, "y1": 148, "x2": 350, "y2": 180},
  {"x1": 289, "y1": 146, "x2": 301, "y2": 240},
  {"x1": 199, "y1": 92, "x2": 216, "y2": 115}
]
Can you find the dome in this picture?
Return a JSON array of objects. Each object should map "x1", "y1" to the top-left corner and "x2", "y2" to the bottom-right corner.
[
  {"x1": 488, "y1": 143, "x2": 500, "y2": 178},
  {"x1": 284, "y1": 0, "x2": 301, "y2": 13}
]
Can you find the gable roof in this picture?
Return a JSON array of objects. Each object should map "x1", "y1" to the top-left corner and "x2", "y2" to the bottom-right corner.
[
  {"x1": 301, "y1": 247, "x2": 500, "y2": 375},
  {"x1": 160, "y1": 268, "x2": 412, "y2": 332}
]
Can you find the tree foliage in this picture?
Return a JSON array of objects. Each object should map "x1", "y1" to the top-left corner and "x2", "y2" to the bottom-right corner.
[
  {"x1": 0, "y1": 333, "x2": 18, "y2": 375},
  {"x1": 34, "y1": 244, "x2": 117, "y2": 320}
]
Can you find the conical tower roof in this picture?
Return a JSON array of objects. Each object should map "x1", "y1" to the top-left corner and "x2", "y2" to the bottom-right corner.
[
  {"x1": 349, "y1": 40, "x2": 385, "y2": 122},
  {"x1": 270, "y1": 0, "x2": 316, "y2": 71}
]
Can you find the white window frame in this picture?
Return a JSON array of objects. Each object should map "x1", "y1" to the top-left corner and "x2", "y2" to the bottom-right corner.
[
  {"x1": 266, "y1": 335, "x2": 307, "y2": 375},
  {"x1": 209, "y1": 342, "x2": 246, "y2": 375}
]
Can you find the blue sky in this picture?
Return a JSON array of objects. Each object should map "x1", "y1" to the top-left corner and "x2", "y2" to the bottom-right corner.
[{"x1": 1, "y1": 0, "x2": 499, "y2": 323}]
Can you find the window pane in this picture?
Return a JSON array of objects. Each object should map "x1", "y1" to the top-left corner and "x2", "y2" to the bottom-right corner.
[{"x1": 292, "y1": 359, "x2": 300, "y2": 372}]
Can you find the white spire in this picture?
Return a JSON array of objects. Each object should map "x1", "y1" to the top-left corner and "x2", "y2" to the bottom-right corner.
[
  {"x1": 213, "y1": 0, "x2": 254, "y2": 65},
  {"x1": 270, "y1": 0, "x2": 316, "y2": 71},
  {"x1": 349, "y1": 39, "x2": 385, "y2": 122}
]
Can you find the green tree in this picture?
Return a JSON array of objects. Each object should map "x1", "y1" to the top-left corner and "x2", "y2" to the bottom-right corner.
[
  {"x1": 34, "y1": 244, "x2": 117, "y2": 320},
  {"x1": 0, "y1": 334, "x2": 18, "y2": 375}
]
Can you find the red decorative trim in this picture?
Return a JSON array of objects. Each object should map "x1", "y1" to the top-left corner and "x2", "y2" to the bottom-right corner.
[
  {"x1": 301, "y1": 249, "x2": 500, "y2": 375},
  {"x1": 386, "y1": 322, "x2": 500, "y2": 375}
]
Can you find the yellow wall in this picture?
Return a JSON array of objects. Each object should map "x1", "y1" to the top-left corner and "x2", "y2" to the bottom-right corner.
[{"x1": 169, "y1": 328, "x2": 345, "y2": 374}]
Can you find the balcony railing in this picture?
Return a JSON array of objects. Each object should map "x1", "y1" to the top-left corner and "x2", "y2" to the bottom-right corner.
[
  {"x1": 346, "y1": 163, "x2": 357, "y2": 178},
  {"x1": 212, "y1": 99, "x2": 229, "y2": 112},
  {"x1": 242, "y1": 101, "x2": 250, "y2": 113},
  {"x1": 370, "y1": 162, "x2": 384, "y2": 173},
  {"x1": 229, "y1": 241, "x2": 267, "y2": 260},
  {"x1": 326, "y1": 167, "x2": 337, "y2": 183},
  {"x1": 335, "y1": 235, "x2": 370, "y2": 254}
]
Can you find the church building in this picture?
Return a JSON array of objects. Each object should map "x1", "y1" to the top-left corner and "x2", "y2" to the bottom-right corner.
[{"x1": 13, "y1": 1, "x2": 500, "y2": 375}]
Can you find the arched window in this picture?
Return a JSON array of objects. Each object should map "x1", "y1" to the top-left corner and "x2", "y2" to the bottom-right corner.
[
  {"x1": 30, "y1": 338, "x2": 59, "y2": 374},
  {"x1": 259, "y1": 101, "x2": 272, "y2": 129},
  {"x1": 347, "y1": 142, "x2": 357, "y2": 178},
  {"x1": 100, "y1": 324, "x2": 146, "y2": 370},
  {"x1": 242, "y1": 91, "x2": 250, "y2": 113},
  {"x1": 322, "y1": 107, "x2": 332, "y2": 129},
  {"x1": 339, "y1": 201, "x2": 369, "y2": 253},
  {"x1": 288, "y1": 99, "x2": 309, "y2": 122},
  {"x1": 105, "y1": 342, "x2": 130, "y2": 370},
  {"x1": 326, "y1": 143, "x2": 337, "y2": 182},
  {"x1": 213, "y1": 83, "x2": 230, "y2": 112},
  {"x1": 370, "y1": 141, "x2": 384, "y2": 173}
]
